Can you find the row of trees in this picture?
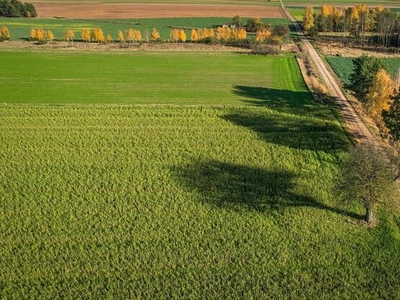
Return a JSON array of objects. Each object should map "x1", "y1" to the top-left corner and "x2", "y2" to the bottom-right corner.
[
  {"x1": 303, "y1": 5, "x2": 400, "y2": 47},
  {"x1": 24, "y1": 25, "x2": 289, "y2": 45},
  {"x1": 30, "y1": 28, "x2": 54, "y2": 44},
  {"x1": 0, "y1": 0, "x2": 36, "y2": 18},
  {"x1": 348, "y1": 55, "x2": 400, "y2": 142},
  {"x1": 337, "y1": 58, "x2": 400, "y2": 225}
]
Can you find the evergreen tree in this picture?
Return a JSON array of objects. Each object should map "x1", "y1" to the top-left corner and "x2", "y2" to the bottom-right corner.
[
  {"x1": 383, "y1": 93, "x2": 400, "y2": 141},
  {"x1": 349, "y1": 55, "x2": 386, "y2": 102}
]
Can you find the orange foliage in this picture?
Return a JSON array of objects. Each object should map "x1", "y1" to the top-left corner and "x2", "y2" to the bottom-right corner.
[
  {"x1": 255, "y1": 29, "x2": 271, "y2": 42},
  {"x1": 106, "y1": 34, "x2": 113, "y2": 43},
  {"x1": 81, "y1": 28, "x2": 91, "y2": 43},
  {"x1": 151, "y1": 28, "x2": 160, "y2": 41},
  {"x1": 92, "y1": 28, "x2": 105, "y2": 43},
  {"x1": 0, "y1": 25, "x2": 10, "y2": 40},
  {"x1": 190, "y1": 28, "x2": 199, "y2": 42},
  {"x1": 366, "y1": 69, "x2": 394, "y2": 120},
  {"x1": 118, "y1": 30, "x2": 125, "y2": 43},
  {"x1": 64, "y1": 29, "x2": 74, "y2": 42}
]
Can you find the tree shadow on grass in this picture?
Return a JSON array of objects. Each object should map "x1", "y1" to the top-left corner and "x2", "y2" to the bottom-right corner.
[
  {"x1": 222, "y1": 108, "x2": 349, "y2": 152},
  {"x1": 232, "y1": 85, "x2": 342, "y2": 121},
  {"x1": 173, "y1": 160, "x2": 362, "y2": 219}
]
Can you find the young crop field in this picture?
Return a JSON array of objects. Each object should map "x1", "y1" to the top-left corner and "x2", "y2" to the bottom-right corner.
[
  {"x1": 0, "y1": 51, "x2": 299, "y2": 105},
  {"x1": 326, "y1": 56, "x2": 400, "y2": 86},
  {"x1": 0, "y1": 17, "x2": 289, "y2": 41},
  {"x1": 1, "y1": 50, "x2": 400, "y2": 298}
]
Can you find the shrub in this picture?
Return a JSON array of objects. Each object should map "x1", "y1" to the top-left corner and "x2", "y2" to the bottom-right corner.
[{"x1": 251, "y1": 44, "x2": 280, "y2": 55}]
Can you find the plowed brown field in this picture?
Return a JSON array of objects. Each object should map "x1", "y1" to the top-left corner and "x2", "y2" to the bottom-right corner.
[{"x1": 34, "y1": 3, "x2": 284, "y2": 19}]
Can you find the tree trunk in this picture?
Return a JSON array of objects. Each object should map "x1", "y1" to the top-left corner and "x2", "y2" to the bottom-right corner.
[{"x1": 365, "y1": 205, "x2": 374, "y2": 223}]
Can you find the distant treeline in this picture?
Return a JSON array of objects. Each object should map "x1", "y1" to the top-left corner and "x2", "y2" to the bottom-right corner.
[
  {"x1": 303, "y1": 5, "x2": 400, "y2": 47},
  {"x1": 0, "y1": 0, "x2": 37, "y2": 18}
]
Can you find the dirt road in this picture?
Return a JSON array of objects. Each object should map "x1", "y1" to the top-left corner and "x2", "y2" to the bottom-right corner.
[{"x1": 281, "y1": 1, "x2": 375, "y2": 145}]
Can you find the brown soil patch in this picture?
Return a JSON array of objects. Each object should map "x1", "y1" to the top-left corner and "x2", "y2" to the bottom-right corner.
[{"x1": 34, "y1": 3, "x2": 284, "y2": 19}]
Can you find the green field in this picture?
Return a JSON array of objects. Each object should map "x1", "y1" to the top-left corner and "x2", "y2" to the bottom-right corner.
[
  {"x1": 0, "y1": 17, "x2": 290, "y2": 41},
  {"x1": 286, "y1": 6, "x2": 321, "y2": 21},
  {"x1": 1, "y1": 51, "x2": 400, "y2": 298},
  {"x1": 0, "y1": 51, "x2": 302, "y2": 105},
  {"x1": 326, "y1": 56, "x2": 400, "y2": 86}
]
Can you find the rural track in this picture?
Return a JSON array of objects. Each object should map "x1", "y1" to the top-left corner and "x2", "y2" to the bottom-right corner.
[{"x1": 280, "y1": 1, "x2": 375, "y2": 145}]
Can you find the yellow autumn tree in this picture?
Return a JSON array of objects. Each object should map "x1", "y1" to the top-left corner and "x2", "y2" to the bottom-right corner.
[
  {"x1": 255, "y1": 29, "x2": 271, "y2": 43},
  {"x1": 215, "y1": 27, "x2": 231, "y2": 41},
  {"x1": 365, "y1": 69, "x2": 394, "y2": 124},
  {"x1": 170, "y1": 29, "x2": 180, "y2": 42},
  {"x1": 36, "y1": 28, "x2": 46, "y2": 43},
  {"x1": 215, "y1": 27, "x2": 224, "y2": 41},
  {"x1": 0, "y1": 25, "x2": 10, "y2": 41},
  {"x1": 106, "y1": 34, "x2": 113, "y2": 43},
  {"x1": 237, "y1": 28, "x2": 247, "y2": 40},
  {"x1": 64, "y1": 29, "x2": 74, "y2": 43},
  {"x1": 81, "y1": 28, "x2": 91, "y2": 43},
  {"x1": 303, "y1": 6, "x2": 315, "y2": 31},
  {"x1": 118, "y1": 30, "x2": 125, "y2": 43},
  {"x1": 151, "y1": 28, "x2": 160, "y2": 41},
  {"x1": 179, "y1": 29, "x2": 186, "y2": 42},
  {"x1": 190, "y1": 28, "x2": 199, "y2": 42},
  {"x1": 197, "y1": 28, "x2": 206, "y2": 40},
  {"x1": 30, "y1": 28, "x2": 37, "y2": 40},
  {"x1": 206, "y1": 28, "x2": 214, "y2": 39},
  {"x1": 321, "y1": 4, "x2": 333, "y2": 17},
  {"x1": 320, "y1": 4, "x2": 333, "y2": 31},
  {"x1": 46, "y1": 30, "x2": 54, "y2": 42},
  {"x1": 134, "y1": 29, "x2": 142, "y2": 42},
  {"x1": 92, "y1": 28, "x2": 105, "y2": 43},
  {"x1": 126, "y1": 28, "x2": 135, "y2": 43}
]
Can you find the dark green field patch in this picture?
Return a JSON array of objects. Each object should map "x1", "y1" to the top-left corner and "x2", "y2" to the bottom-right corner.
[{"x1": 326, "y1": 56, "x2": 400, "y2": 86}]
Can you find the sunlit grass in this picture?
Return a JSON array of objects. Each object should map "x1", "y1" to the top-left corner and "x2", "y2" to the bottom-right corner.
[{"x1": 1, "y1": 50, "x2": 400, "y2": 298}]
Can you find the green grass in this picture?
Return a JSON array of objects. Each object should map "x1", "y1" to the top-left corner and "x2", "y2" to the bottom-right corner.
[
  {"x1": 326, "y1": 56, "x2": 400, "y2": 86},
  {"x1": 0, "y1": 17, "x2": 289, "y2": 41},
  {"x1": 286, "y1": 6, "x2": 321, "y2": 21},
  {"x1": 1, "y1": 51, "x2": 400, "y2": 298},
  {"x1": 0, "y1": 51, "x2": 302, "y2": 105}
]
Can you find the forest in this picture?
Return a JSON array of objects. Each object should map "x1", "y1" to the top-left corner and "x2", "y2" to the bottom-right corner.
[{"x1": 303, "y1": 5, "x2": 400, "y2": 47}]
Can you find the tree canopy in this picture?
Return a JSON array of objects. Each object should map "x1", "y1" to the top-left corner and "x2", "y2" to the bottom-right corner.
[
  {"x1": 349, "y1": 55, "x2": 387, "y2": 102},
  {"x1": 0, "y1": 0, "x2": 37, "y2": 18},
  {"x1": 335, "y1": 143, "x2": 398, "y2": 224}
]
